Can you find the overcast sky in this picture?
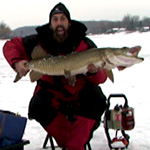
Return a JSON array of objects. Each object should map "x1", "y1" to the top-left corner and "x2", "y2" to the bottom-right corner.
[{"x1": 1, "y1": 0, "x2": 150, "y2": 30}]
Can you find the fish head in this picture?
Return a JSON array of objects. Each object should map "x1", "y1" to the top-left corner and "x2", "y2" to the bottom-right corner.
[
  {"x1": 106, "y1": 46, "x2": 144, "y2": 70},
  {"x1": 113, "y1": 46, "x2": 141, "y2": 57}
]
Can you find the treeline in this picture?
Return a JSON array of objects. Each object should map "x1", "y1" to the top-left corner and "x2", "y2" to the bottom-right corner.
[
  {"x1": 0, "y1": 14, "x2": 150, "y2": 39},
  {"x1": 83, "y1": 14, "x2": 150, "y2": 34}
]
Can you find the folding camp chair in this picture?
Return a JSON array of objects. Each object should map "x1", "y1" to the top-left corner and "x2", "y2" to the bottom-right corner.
[{"x1": 43, "y1": 134, "x2": 92, "y2": 150}]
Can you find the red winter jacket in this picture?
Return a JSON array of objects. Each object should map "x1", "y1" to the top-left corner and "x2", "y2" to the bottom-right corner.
[{"x1": 3, "y1": 22, "x2": 107, "y2": 102}]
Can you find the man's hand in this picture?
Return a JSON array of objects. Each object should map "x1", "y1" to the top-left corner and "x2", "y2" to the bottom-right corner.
[
  {"x1": 14, "y1": 60, "x2": 29, "y2": 77},
  {"x1": 87, "y1": 64, "x2": 102, "y2": 74}
]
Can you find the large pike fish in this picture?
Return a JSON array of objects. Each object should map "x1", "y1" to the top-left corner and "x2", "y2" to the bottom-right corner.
[{"x1": 14, "y1": 45, "x2": 144, "y2": 85}]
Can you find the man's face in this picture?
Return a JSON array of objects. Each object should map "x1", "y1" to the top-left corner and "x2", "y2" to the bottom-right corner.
[{"x1": 50, "y1": 13, "x2": 70, "y2": 42}]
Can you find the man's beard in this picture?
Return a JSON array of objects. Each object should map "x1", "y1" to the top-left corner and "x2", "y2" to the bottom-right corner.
[{"x1": 51, "y1": 25, "x2": 70, "y2": 43}]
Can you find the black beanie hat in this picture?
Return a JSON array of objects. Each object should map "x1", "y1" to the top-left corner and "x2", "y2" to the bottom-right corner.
[{"x1": 49, "y1": 3, "x2": 71, "y2": 23}]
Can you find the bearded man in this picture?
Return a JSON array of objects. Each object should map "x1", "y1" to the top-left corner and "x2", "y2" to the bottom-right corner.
[{"x1": 3, "y1": 3, "x2": 107, "y2": 150}]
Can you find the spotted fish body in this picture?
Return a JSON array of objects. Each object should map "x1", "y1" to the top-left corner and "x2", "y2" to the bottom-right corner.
[
  {"x1": 26, "y1": 48, "x2": 104, "y2": 76},
  {"x1": 14, "y1": 45, "x2": 144, "y2": 84}
]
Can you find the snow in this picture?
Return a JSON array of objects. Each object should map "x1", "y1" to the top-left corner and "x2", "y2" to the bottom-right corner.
[{"x1": 0, "y1": 31, "x2": 150, "y2": 149}]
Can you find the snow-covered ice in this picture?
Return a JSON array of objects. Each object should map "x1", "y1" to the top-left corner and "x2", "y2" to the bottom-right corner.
[{"x1": 0, "y1": 31, "x2": 150, "y2": 149}]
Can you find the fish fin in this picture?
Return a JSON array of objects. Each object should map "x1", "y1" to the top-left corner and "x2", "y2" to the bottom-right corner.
[
  {"x1": 68, "y1": 76, "x2": 76, "y2": 86},
  {"x1": 14, "y1": 73, "x2": 22, "y2": 82},
  {"x1": 31, "y1": 46, "x2": 47, "y2": 59},
  {"x1": 64, "y1": 70, "x2": 76, "y2": 86},
  {"x1": 106, "y1": 69, "x2": 114, "y2": 83},
  {"x1": 117, "y1": 66, "x2": 127, "y2": 71},
  {"x1": 29, "y1": 71, "x2": 43, "y2": 82}
]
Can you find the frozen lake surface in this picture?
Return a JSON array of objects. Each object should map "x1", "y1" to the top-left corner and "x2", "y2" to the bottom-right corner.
[{"x1": 0, "y1": 31, "x2": 150, "y2": 149}]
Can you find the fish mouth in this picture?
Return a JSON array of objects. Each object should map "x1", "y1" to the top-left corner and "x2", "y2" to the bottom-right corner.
[
  {"x1": 127, "y1": 46, "x2": 144, "y2": 61},
  {"x1": 127, "y1": 46, "x2": 141, "y2": 56}
]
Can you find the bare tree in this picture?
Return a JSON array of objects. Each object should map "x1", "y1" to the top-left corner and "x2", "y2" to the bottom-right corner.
[
  {"x1": 0, "y1": 21, "x2": 11, "y2": 39},
  {"x1": 122, "y1": 14, "x2": 140, "y2": 31},
  {"x1": 142, "y1": 17, "x2": 150, "y2": 27}
]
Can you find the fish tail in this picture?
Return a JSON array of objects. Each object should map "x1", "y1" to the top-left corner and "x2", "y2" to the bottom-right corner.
[{"x1": 14, "y1": 73, "x2": 22, "y2": 82}]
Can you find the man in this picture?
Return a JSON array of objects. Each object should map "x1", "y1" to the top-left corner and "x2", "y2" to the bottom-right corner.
[{"x1": 3, "y1": 3, "x2": 107, "y2": 150}]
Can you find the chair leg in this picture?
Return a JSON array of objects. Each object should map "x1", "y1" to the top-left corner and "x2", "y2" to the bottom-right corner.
[
  {"x1": 43, "y1": 134, "x2": 49, "y2": 148},
  {"x1": 86, "y1": 142, "x2": 92, "y2": 150},
  {"x1": 49, "y1": 135, "x2": 55, "y2": 150},
  {"x1": 43, "y1": 134, "x2": 55, "y2": 150}
]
